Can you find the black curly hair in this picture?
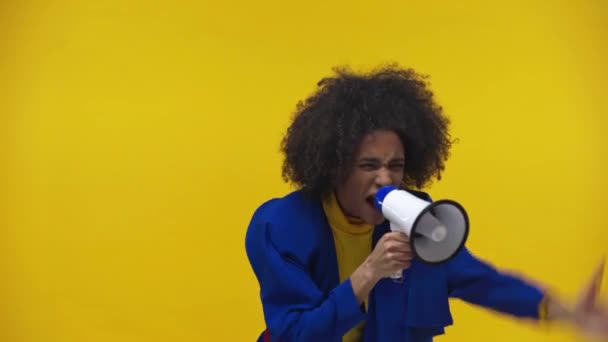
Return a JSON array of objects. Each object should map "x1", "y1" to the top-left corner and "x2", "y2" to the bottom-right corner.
[{"x1": 280, "y1": 63, "x2": 453, "y2": 198}]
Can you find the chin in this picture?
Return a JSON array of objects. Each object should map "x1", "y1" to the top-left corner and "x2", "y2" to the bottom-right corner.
[
  {"x1": 366, "y1": 212, "x2": 386, "y2": 226},
  {"x1": 371, "y1": 217, "x2": 386, "y2": 226},
  {"x1": 360, "y1": 202, "x2": 383, "y2": 225}
]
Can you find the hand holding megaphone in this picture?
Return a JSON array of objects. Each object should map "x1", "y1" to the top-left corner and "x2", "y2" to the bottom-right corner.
[
  {"x1": 363, "y1": 231, "x2": 414, "y2": 281},
  {"x1": 374, "y1": 186, "x2": 470, "y2": 269}
]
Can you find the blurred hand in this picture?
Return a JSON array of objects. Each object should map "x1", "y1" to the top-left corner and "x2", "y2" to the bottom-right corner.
[{"x1": 572, "y1": 258, "x2": 608, "y2": 338}]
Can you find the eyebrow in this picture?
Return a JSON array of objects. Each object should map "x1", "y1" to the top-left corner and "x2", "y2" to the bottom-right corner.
[{"x1": 357, "y1": 157, "x2": 405, "y2": 163}]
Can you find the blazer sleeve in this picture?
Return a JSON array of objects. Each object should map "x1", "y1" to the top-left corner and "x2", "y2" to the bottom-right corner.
[
  {"x1": 445, "y1": 247, "x2": 546, "y2": 319},
  {"x1": 245, "y1": 217, "x2": 366, "y2": 341}
]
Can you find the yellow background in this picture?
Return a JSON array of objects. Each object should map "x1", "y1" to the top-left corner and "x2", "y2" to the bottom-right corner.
[{"x1": 2, "y1": 0, "x2": 607, "y2": 341}]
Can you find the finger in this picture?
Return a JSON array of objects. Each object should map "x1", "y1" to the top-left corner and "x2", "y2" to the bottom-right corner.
[
  {"x1": 392, "y1": 256, "x2": 413, "y2": 264},
  {"x1": 387, "y1": 251, "x2": 413, "y2": 263},
  {"x1": 579, "y1": 258, "x2": 605, "y2": 310},
  {"x1": 386, "y1": 232, "x2": 410, "y2": 243},
  {"x1": 386, "y1": 241, "x2": 411, "y2": 253},
  {"x1": 594, "y1": 257, "x2": 605, "y2": 291}
]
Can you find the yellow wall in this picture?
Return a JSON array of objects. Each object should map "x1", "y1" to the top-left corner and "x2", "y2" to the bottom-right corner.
[{"x1": 2, "y1": 0, "x2": 607, "y2": 341}]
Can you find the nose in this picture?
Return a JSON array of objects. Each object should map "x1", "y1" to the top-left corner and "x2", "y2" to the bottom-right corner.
[{"x1": 375, "y1": 167, "x2": 392, "y2": 187}]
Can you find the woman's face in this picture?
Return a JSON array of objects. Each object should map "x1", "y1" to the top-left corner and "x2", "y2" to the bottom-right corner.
[{"x1": 334, "y1": 130, "x2": 405, "y2": 225}]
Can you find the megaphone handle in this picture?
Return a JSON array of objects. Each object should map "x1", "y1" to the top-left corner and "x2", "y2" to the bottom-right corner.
[
  {"x1": 388, "y1": 223, "x2": 406, "y2": 282},
  {"x1": 389, "y1": 269, "x2": 404, "y2": 283}
]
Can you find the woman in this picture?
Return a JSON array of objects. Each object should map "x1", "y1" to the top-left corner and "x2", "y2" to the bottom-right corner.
[{"x1": 244, "y1": 64, "x2": 607, "y2": 342}]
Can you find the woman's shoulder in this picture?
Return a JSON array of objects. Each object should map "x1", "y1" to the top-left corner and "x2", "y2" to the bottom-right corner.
[
  {"x1": 246, "y1": 190, "x2": 329, "y2": 255},
  {"x1": 250, "y1": 190, "x2": 320, "y2": 223}
]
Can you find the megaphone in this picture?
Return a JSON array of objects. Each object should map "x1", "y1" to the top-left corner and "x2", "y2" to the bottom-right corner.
[{"x1": 374, "y1": 186, "x2": 469, "y2": 266}]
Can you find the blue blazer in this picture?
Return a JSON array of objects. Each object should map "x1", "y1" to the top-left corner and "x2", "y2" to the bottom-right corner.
[{"x1": 245, "y1": 190, "x2": 544, "y2": 342}]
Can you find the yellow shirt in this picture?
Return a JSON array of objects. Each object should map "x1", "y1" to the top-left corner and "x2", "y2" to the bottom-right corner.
[{"x1": 322, "y1": 193, "x2": 373, "y2": 342}]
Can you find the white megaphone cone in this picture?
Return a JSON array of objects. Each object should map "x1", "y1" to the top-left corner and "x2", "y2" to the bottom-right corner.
[{"x1": 374, "y1": 186, "x2": 469, "y2": 274}]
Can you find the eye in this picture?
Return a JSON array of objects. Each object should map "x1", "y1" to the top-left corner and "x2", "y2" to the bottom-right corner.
[
  {"x1": 358, "y1": 162, "x2": 378, "y2": 171},
  {"x1": 389, "y1": 163, "x2": 405, "y2": 171}
]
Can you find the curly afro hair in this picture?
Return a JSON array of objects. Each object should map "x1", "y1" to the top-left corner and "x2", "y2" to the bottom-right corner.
[{"x1": 280, "y1": 63, "x2": 454, "y2": 198}]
